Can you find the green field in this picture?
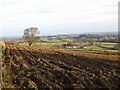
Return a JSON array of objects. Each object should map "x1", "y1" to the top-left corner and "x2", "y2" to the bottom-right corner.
[
  {"x1": 18, "y1": 42, "x2": 119, "y2": 52},
  {"x1": 86, "y1": 45, "x2": 118, "y2": 52},
  {"x1": 18, "y1": 42, "x2": 62, "y2": 48},
  {"x1": 86, "y1": 42, "x2": 118, "y2": 52}
]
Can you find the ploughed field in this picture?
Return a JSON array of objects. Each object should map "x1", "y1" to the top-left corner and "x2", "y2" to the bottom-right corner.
[{"x1": 2, "y1": 44, "x2": 120, "y2": 89}]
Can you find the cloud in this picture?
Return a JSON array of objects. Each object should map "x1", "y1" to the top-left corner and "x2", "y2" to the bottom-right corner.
[{"x1": 0, "y1": 0, "x2": 119, "y2": 36}]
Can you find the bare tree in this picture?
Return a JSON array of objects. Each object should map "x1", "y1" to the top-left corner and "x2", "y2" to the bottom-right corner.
[{"x1": 23, "y1": 27, "x2": 40, "y2": 46}]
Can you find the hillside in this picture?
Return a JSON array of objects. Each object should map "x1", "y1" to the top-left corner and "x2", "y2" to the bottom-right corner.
[{"x1": 2, "y1": 45, "x2": 120, "y2": 89}]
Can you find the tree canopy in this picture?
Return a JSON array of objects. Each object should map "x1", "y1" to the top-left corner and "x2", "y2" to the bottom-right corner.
[{"x1": 23, "y1": 27, "x2": 40, "y2": 46}]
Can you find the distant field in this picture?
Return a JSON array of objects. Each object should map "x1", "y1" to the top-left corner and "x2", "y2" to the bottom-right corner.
[
  {"x1": 18, "y1": 42, "x2": 66, "y2": 48},
  {"x1": 100, "y1": 42, "x2": 117, "y2": 48},
  {"x1": 86, "y1": 45, "x2": 118, "y2": 52},
  {"x1": 18, "y1": 42, "x2": 119, "y2": 53},
  {"x1": 101, "y1": 42, "x2": 117, "y2": 45},
  {"x1": 87, "y1": 46, "x2": 104, "y2": 50}
]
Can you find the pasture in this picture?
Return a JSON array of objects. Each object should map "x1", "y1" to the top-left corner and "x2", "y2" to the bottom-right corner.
[{"x1": 17, "y1": 41, "x2": 119, "y2": 53}]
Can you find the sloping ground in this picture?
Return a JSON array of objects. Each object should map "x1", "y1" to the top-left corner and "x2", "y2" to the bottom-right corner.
[{"x1": 1, "y1": 45, "x2": 120, "y2": 89}]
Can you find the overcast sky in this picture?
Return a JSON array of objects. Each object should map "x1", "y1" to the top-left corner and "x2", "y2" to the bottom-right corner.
[{"x1": 0, "y1": 0, "x2": 119, "y2": 36}]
